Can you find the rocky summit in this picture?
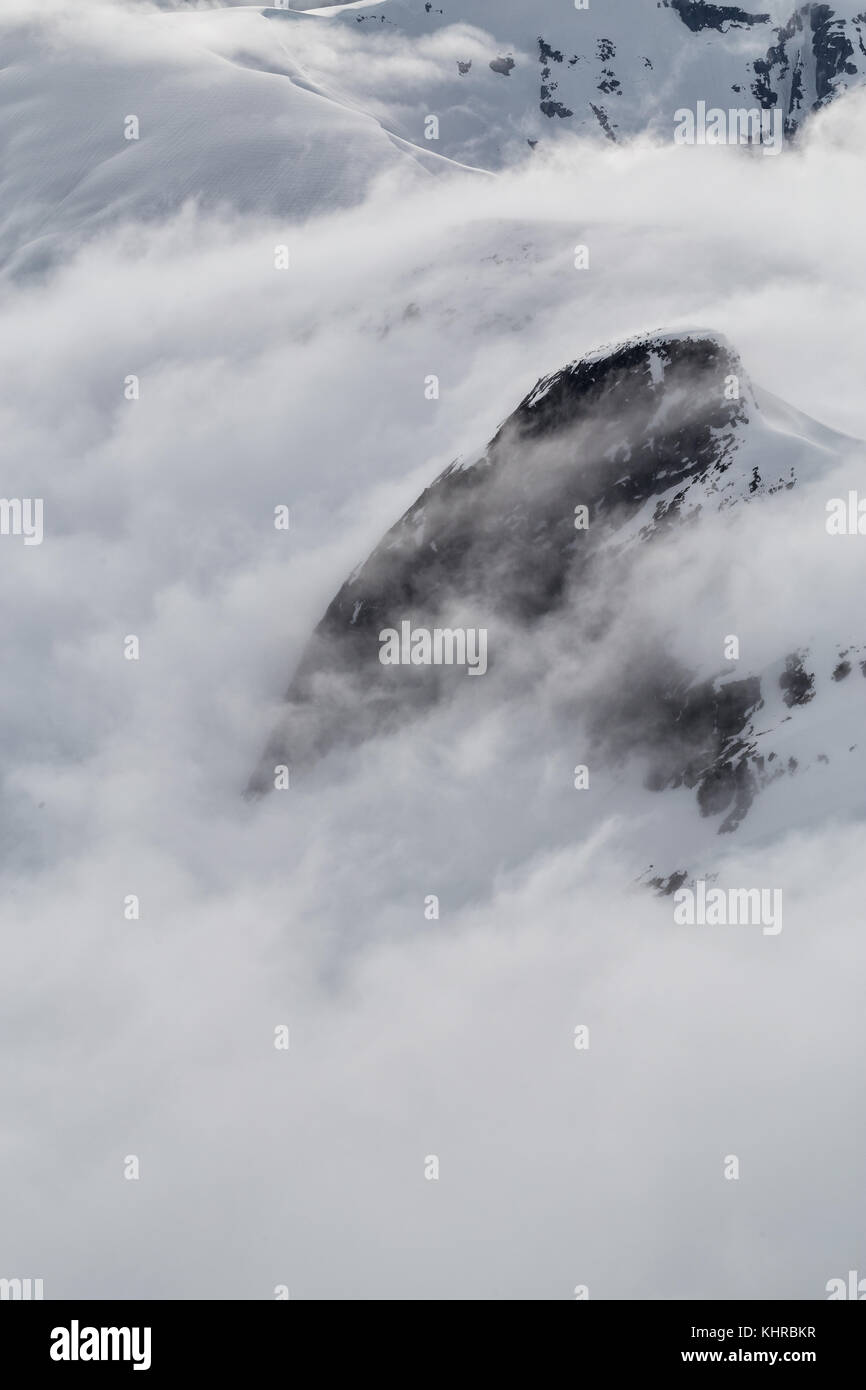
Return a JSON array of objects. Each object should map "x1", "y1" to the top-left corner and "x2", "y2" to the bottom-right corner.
[{"x1": 250, "y1": 330, "x2": 864, "y2": 842}]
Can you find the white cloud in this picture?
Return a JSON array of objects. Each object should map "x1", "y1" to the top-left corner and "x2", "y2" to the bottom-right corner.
[{"x1": 2, "y1": 0, "x2": 866, "y2": 1299}]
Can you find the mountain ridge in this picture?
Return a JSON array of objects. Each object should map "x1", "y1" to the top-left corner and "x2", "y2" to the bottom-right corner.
[
  {"x1": 275, "y1": 0, "x2": 866, "y2": 162},
  {"x1": 249, "y1": 328, "x2": 866, "y2": 852}
]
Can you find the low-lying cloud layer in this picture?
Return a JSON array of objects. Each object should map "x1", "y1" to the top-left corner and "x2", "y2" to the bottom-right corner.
[{"x1": 2, "y1": 0, "x2": 866, "y2": 1299}]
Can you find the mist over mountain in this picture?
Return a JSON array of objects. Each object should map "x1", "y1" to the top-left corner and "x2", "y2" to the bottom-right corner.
[
  {"x1": 2, "y1": 0, "x2": 866, "y2": 1305},
  {"x1": 268, "y1": 0, "x2": 866, "y2": 163},
  {"x1": 5, "y1": 1, "x2": 866, "y2": 273},
  {"x1": 252, "y1": 328, "x2": 866, "y2": 863}
]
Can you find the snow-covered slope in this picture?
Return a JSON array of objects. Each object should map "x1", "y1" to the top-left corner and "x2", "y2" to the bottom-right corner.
[
  {"x1": 267, "y1": 0, "x2": 866, "y2": 165},
  {"x1": 250, "y1": 328, "x2": 866, "y2": 878},
  {"x1": 6, "y1": 2, "x2": 865, "y2": 273},
  {"x1": 0, "y1": 1, "x2": 473, "y2": 274},
  {"x1": 5, "y1": 1, "x2": 866, "y2": 1306}
]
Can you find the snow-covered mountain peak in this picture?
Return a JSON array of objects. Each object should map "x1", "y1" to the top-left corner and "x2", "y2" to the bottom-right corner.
[
  {"x1": 250, "y1": 327, "x2": 865, "y2": 853},
  {"x1": 283, "y1": 0, "x2": 866, "y2": 163}
]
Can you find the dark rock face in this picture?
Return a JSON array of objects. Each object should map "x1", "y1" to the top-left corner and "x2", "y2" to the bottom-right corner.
[
  {"x1": 249, "y1": 329, "x2": 862, "y2": 836},
  {"x1": 589, "y1": 103, "x2": 618, "y2": 140},
  {"x1": 667, "y1": 0, "x2": 771, "y2": 33},
  {"x1": 752, "y1": 4, "x2": 858, "y2": 120},
  {"x1": 248, "y1": 333, "x2": 772, "y2": 818},
  {"x1": 541, "y1": 94, "x2": 575, "y2": 119},
  {"x1": 619, "y1": 671, "x2": 764, "y2": 833},
  {"x1": 810, "y1": 3, "x2": 858, "y2": 103},
  {"x1": 779, "y1": 650, "x2": 815, "y2": 707},
  {"x1": 556, "y1": 4, "x2": 860, "y2": 140},
  {"x1": 649, "y1": 870, "x2": 689, "y2": 895},
  {"x1": 293, "y1": 334, "x2": 746, "y2": 639},
  {"x1": 538, "y1": 36, "x2": 574, "y2": 118}
]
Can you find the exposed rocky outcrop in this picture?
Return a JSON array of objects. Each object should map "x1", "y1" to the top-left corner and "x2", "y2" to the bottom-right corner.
[{"x1": 249, "y1": 330, "x2": 861, "y2": 835}]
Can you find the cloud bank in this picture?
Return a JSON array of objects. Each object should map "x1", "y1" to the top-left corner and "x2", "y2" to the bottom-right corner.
[{"x1": 2, "y1": 0, "x2": 866, "y2": 1299}]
